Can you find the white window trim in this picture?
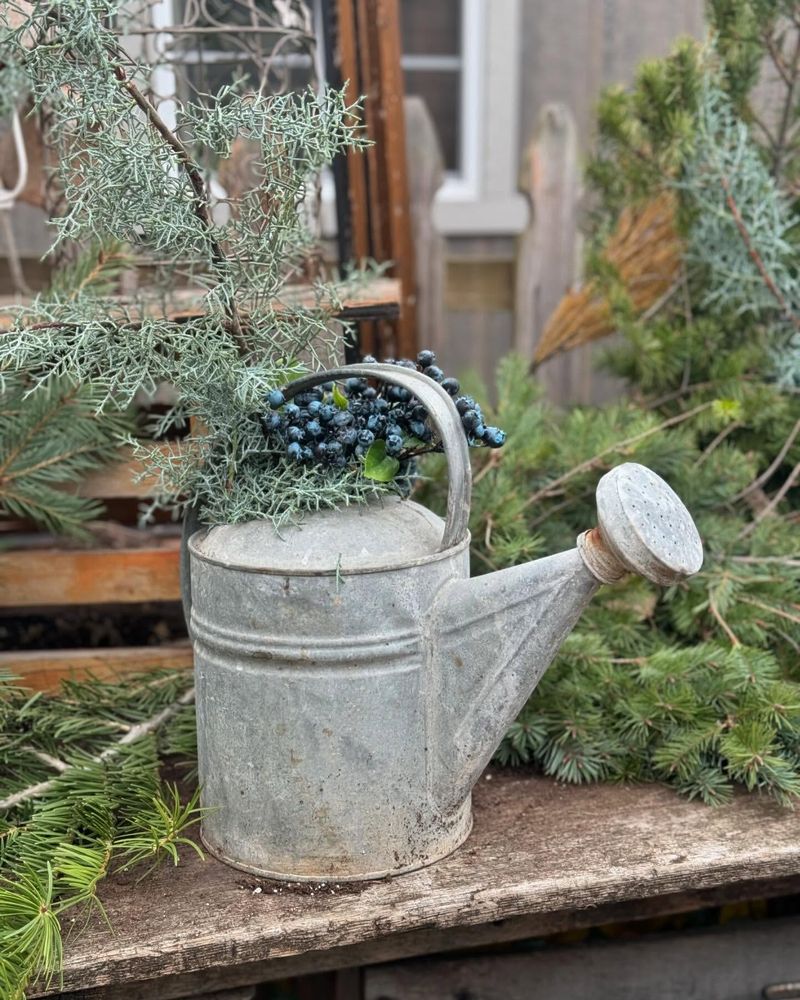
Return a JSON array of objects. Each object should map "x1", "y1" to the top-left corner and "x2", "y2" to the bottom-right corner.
[
  {"x1": 433, "y1": 0, "x2": 528, "y2": 236},
  {"x1": 145, "y1": 0, "x2": 528, "y2": 237}
]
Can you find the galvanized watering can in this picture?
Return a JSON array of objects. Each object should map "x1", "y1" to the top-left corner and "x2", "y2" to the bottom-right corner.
[{"x1": 186, "y1": 364, "x2": 703, "y2": 881}]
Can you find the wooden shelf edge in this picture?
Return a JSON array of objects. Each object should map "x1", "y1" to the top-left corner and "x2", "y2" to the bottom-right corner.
[
  {"x1": 32, "y1": 774, "x2": 800, "y2": 997},
  {"x1": 0, "y1": 643, "x2": 193, "y2": 691},
  {"x1": 0, "y1": 543, "x2": 181, "y2": 607},
  {"x1": 0, "y1": 276, "x2": 402, "y2": 330}
]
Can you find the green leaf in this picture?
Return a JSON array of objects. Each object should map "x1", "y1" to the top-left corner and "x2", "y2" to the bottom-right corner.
[
  {"x1": 363, "y1": 440, "x2": 400, "y2": 482},
  {"x1": 332, "y1": 384, "x2": 349, "y2": 410},
  {"x1": 403, "y1": 436, "x2": 427, "y2": 450}
]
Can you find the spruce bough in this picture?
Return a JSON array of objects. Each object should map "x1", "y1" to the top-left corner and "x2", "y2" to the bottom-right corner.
[
  {"x1": 0, "y1": 670, "x2": 199, "y2": 998},
  {"x1": 421, "y1": 1, "x2": 800, "y2": 806}
]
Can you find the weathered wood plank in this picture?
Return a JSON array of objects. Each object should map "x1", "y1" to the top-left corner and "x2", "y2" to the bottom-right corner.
[
  {"x1": 339, "y1": 0, "x2": 417, "y2": 360},
  {"x1": 0, "y1": 643, "x2": 192, "y2": 691},
  {"x1": 31, "y1": 771, "x2": 800, "y2": 996},
  {"x1": 74, "y1": 445, "x2": 169, "y2": 499},
  {"x1": 369, "y1": 0, "x2": 417, "y2": 358},
  {"x1": 55, "y1": 876, "x2": 800, "y2": 1000},
  {"x1": 448, "y1": 259, "x2": 515, "y2": 313},
  {"x1": 365, "y1": 914, "x2": 800, "y2": 1000},
  {"x1": 335, "y1": 0, "x2": 371, "y2": 267},
  {"x1": 405, "y1": 97, "x2": 445, "y2": 356},
  {"x1": 514, "y1": 103, "x2": 581, "y2": 364},
  {"x1": 0, "y1": 543, "x2": 181, "y2": 607},
  {"x1": 0, "y1": 277, "x2": 402, "y2": 330}
]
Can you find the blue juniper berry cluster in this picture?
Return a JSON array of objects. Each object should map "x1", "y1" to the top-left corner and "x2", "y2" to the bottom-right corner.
[{"x1": 258, "y1": 350, "x2": 506, "y2": 482}]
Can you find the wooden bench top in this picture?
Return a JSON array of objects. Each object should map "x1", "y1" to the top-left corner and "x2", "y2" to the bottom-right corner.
[{"x1": 39, "y1": 769, "x2": 800, "y2": 998}]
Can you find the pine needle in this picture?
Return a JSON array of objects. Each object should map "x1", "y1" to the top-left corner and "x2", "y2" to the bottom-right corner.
[{"x1": 0, "y1": 670, "x2": 201, "y2": 998}]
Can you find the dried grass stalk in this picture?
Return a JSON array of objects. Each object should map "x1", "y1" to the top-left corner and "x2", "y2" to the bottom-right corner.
[{"x1": 534, "y1": 192, "x2": 683, "y2": 365}]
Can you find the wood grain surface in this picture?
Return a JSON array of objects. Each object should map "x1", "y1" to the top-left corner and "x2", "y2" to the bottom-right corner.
[
  {"x1": 365, "y1": 914, "x2": 800, "y2": 1000},
  {"x1": 31, "y1": 769, "x2": 800, "y2": 997},
  {"x1": 0, "y1": 277, "x2": 402, "y2": 330},
  {"x1": 0, "y1": 542, "x2": 181, "y2": 607},
  {"x1": 0, "y1": 643, "x2": 192, "y2": 691}
]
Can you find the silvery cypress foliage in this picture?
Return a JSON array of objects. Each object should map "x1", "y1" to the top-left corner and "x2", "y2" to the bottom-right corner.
[
  {"x1": 0, "y1": 1, "x2": 379, "y2": 525},
  {"x1": 679, "y1": 72, "x2": 800, "y2": 388}
]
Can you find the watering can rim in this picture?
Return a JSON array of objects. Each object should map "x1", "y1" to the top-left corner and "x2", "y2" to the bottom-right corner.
[{"x1": 187, "y1": 505, "x2": 473, "y2": 577}]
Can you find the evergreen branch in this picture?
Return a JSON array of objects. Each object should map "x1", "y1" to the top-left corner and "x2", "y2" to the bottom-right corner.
[
  {"x1": 521, "y1": 402, "x2": 712, "y2": 510},
  {"x1": 771, "y1": 25, "x2": 800, "y2": 179},
  {"x1": 26, "y1": 750, "x2": 69, "y2": 774},
  {"x1": 731, "y1": 555, "x2": 800, "y2": 566},
  {"x1": 0, "y1": 483, "x2": 103, "y2": 537},
  {"x1": 0, "y1": 689, "x2": 195, "y2": 812},
  {"x1": 0, "y1": 3, "x2": 373, "y2": 526},
  {"x1": 103, "y1": 687, "x2": 195, "y2": 756},
  {"x1": 0, "y1": 383, "x2": 80, "y2": 480},
  {"x1": 694, "y1": 420, "x2": 743, "y2": 464},
  {"x1": 764, "y1": 27, "x2": 796, "y2": 87},
  {"x1": 2, "y1": 440, "x2": 118, "y2": 483},
  {"x1": 646, "y1": 380, "x2": 722, "y2": 410},
  {"x1": 709, "y1": 595, "x2": 741, "y2": 647},
  {"x1": 29, "y1": 7, "x2": 249, "y2": 356},
  {"x1": 69, "y1": 251, "x2": 130, "y2": 300},
  {"x1": 0, "y1": 779, "x2": 58, "y2": 816},
  {"x1": 739, "y1": 458, "x2": 800, "y2": 536},
  {"x1": 0, "y1": 373, "x2": 132, "y2": 537},
  {"x1": 739, "y1": 595, "x2": 800, "y2": 626},
  {"x1": 108, "y1": 62, "x2": 248, "y2": 355},
  {"x1": 732, "y1": 417, "x2": 800, "y2": 500},
  {"x1": 472, "y1": 449, "x2": 503, "y2": 486},
  {"x1": 0, "y1": 670, "x2": 202, "y2": 996}
]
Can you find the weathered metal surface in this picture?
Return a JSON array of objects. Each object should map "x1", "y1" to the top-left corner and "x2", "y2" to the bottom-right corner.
[
  {"x1": 593, "y1": 462, "x2": 704, "y2": 586},
  {"x1": 190, "y1": 509, "x2": 472, "y2": 880},
  {"x1": 188, "y1": 365, "x2": 704, "y2": 881}
]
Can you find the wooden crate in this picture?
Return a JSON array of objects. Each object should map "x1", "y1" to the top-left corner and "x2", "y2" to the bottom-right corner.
[{"x1": 0, "y1": 471, "x2": 190, "y2": 692}]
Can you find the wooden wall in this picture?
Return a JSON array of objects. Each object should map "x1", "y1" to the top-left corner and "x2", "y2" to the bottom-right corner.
[
  {"x1": 519, "y1": 0, "x2": 705, "y2": 145},
  {"x1": 439, "y1": 0, "x2": 706, "y2": 403}
]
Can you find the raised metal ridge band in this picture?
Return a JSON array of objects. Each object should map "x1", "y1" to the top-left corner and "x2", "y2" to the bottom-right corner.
[{"x1": 191, "y1": 611, "x2": 422, "y2": 664}]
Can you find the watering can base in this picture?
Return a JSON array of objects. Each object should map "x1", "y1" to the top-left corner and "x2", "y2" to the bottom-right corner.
[{"x1": 198, "y1": 799, "x2": 474, "y2": 883}]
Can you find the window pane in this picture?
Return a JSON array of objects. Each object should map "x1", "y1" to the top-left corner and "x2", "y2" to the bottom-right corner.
[
  {"x1": 401, "y1": 0, "x2": 461, "y2": 56},
  {"x1": 172, "y1": 0, "x2": 315, "y2": 97},
  {"x1": 182, "y1": 55, "x2": 313, "y2": 100},
  {"x1": 403, "y1": 69, "x2": 460, "y2": 172}
]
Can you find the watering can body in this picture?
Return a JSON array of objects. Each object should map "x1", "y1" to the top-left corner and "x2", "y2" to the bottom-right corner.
[
  {"x1": 187, "y1": 365, "x2": 703, "y2": 881},
  {"x1": 190, "y1": 498, "x2": 475, "y2": 879}
]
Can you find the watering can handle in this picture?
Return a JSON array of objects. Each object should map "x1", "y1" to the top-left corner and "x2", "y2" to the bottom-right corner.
[
  {"x1": 283, "y1": 363, "x2": 472, "y2": 551},
  {"x1": 180, "y1": 362, "x2": 472, "y2": 627}
]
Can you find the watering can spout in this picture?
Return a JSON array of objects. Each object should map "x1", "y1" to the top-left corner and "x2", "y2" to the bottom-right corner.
[{"x1": 427, "y1": 463, "x2": 703, "y2": 814}]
